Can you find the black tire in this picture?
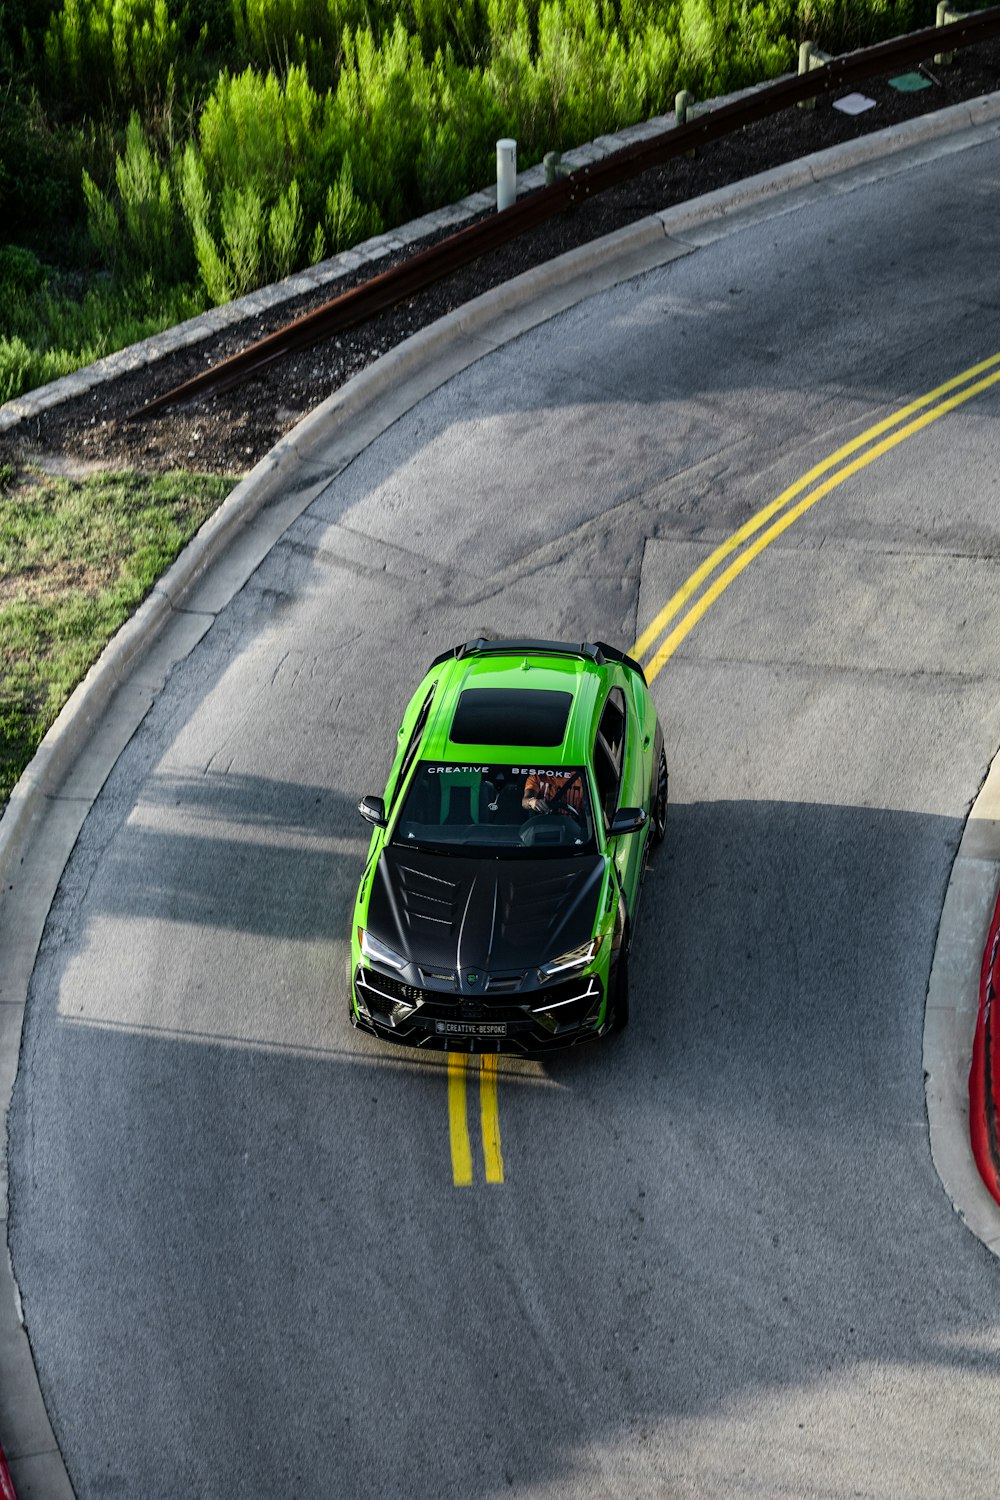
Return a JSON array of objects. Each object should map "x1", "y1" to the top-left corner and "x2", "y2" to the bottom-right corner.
[
  {"x1": 610, "y1": 939, "x2": 630, "y2": 1032},
  {"x1": 651, "y1": 746, "x2": 668, "y2": 846}
]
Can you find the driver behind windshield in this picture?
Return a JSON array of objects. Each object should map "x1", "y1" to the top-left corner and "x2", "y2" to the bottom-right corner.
[{"x1": 522, "y1": 769, "x2": 585, "y2": 816}]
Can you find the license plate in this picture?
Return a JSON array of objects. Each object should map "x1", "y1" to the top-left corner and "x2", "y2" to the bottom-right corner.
[{"x1": 435, "y1": 1020, "x2": 508, "y2": 1037}]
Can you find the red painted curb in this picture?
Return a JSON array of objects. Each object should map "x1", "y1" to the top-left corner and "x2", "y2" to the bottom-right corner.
[
  {"x1": 0, "y1": 1444, "x2": 18, "y2": 1500},
  {"x1": 970, "y1": 887, "x2": 1000, "y2": 1206}
]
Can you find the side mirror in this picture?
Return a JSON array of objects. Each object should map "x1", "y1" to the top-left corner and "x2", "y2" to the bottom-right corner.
[
  {"x1": 358, "y1": 795, "x2": 387, "y2": 828},
  {"x1": 609, "y1": 806, "x2": 647, "y2": 837}
]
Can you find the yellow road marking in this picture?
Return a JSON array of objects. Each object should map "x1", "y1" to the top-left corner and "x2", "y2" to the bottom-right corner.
[
  {"x1": 446, "y1": 356, "x2": 1000, "y2": 1189},
  {"x1": 479, "y1": 1055, "x2": 505, "y2": 1184},
  {"x1": 448, "y1": 1053, "x2": 474, "y2": 1187},
  {"x1": 634, "y1": 356, "x2": 1000, "y2": 682},
  {"x1": 632, "y1": 351, "x2": 1000, "y2": 665}
]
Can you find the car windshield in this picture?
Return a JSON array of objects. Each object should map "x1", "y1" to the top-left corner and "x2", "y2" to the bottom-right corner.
[{"x1": 392, "y1": 762, "x2": 598, "y2": 856}]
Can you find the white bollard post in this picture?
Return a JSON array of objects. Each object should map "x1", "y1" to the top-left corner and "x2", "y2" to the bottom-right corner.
[
  {"x1": 798, "y1": 42, "x2": 815, "y2": 110},
  {"x1": 675, "y1": 90, "x2": 694, "y2": 125},
  {"x1": 935, "y1": 1, "x2": 963, "y2": 65},
  {"x1": 797, "y1": 40, "x2": 831, "y2": 109},
  {"x1": 675, "y1": 92, "x2": 696, "y2": 158},
  {"x1": 496, "y1": 138, "x2": 517, "y2": 212}
]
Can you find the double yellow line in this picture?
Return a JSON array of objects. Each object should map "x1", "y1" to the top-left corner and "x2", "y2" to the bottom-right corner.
[
  {"x1": 632, "y1": 352, "x2": 1000, "y2": 680},
  {"x1": 444, "y1": 351, "x2": 1000, "y2": 1187},
  {"x1": 449, "y1": 1053, "x2": 504, "y2": 1185}
]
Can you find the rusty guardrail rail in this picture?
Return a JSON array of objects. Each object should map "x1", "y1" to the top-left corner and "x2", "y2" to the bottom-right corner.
[{"x1": 131, "y1": 6, "x2": 1000, "y2": 419}]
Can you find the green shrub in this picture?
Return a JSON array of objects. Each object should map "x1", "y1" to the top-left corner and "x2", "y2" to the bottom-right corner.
[
  {"x1": 0, "y1": 91, "x2": 98, "y2": 257},
  {"x1": 0, "y1": 0, "x2": 947, "y2": 395},
  {"x1": 177, "y1": 64, "x2": 336, "y2": 297},
  {"x1": 409, "y1": 0, "x2": 489, "y2": 66},
  {"x1": 231, "y1": 0, "x2": 352, "y2": 81},
  {"x1": 82, "y1": 112, "x2": 193, "y2": 284},
  {"x1": 0, "y1": 274, "x2": 204, "y2": 401},
  {"x1": 799, "y1": 0, "x2": 916, "y2": 49},
  {"x1": 42, "y1": 0, "x2": 203, "y2": 111},
  {"x1": 319, "y1": 154, "x2": 382, "y2": 257},
  {"x1": 676, "y1": 0, "x2": 793, "y2": 94},
  {"x1": 196, "y1": 62, "x2": 327, "y2": 206},
  {"x1": 0, "y1": 244, "x2": 47, "y2": 299},
  {"x1": 333, "y1": 18, "x2": 506, "y2": 223}
]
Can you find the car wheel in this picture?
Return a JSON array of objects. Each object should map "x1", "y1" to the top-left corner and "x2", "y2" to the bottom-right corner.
[
  {"x1": 610, "y1": 939, "x2": 630, "y2": 1032},
  {"x1": 651, "y1": 747, "x2": 668, "y2": 846}
]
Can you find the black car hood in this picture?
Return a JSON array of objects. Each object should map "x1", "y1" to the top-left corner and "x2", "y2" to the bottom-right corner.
[{"x1": 367, "y1": 845, "x2": 606, "y2": 974}]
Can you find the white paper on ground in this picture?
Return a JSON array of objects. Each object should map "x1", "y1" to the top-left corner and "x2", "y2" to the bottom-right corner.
[{"x1": 833, "y1": 92, "x2": 877, "y2": 115}]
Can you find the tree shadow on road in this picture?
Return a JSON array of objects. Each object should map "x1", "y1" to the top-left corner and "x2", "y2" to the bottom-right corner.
[{"x1": 10, "y1": 793, "x2": 1000, "y2": 1499}]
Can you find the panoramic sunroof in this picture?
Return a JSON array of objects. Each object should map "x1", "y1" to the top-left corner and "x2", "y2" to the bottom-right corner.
[{"x1": 449, "y1": 688, "x2": 573, "y2": 747}]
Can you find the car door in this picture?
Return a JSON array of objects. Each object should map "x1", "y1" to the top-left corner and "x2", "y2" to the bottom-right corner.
[{"x1": 622, "y1": 663, "x2": 657, "y2": 812}]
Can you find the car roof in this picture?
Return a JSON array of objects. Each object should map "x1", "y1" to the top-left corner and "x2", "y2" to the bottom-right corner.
[{"x1": 421, "y1": 642, "x2": 614, "y2": 763}]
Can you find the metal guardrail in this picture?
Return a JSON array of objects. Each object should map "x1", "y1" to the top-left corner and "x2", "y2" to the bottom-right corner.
[{"x1": 130, "y1": 6, "x2": 1000, "y2": 419}]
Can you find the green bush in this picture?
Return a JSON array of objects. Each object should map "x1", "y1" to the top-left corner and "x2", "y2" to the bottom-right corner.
[
  {"x1": 0, "y1": 243, "x2": 47, "y2": 299},
  {"x1": 231, "y1": 0, "x2": 355, "y2": 82},
  {"x1": 805, "y1": 0, "x2": 917, "y2": 49},
  {"x1": 162, "y1": 63, "x2": 382, "y2": 300},
  {"x1": 317, "y1": 155, "x2": 382, "y2": 259},
  {"x1": 0, "y1": 0, "x2": 940, "y2": 395},
  {"x1": 0, "y1": 272, "x2": 204, "y2": 402},
  {"x1": 0, "y1": 90, "x2": 98, "y2": 258},
  {"x1": 42, "y1": 0, "x2": 203, "y2": 111},
  {"x1": 82, "y1": 112, "x2": 193, "y2": 284},
  {"x1": 675, "y1": 0, "x2": 794, "y2": 94}
]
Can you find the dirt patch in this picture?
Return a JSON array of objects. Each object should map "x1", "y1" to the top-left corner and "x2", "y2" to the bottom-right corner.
[{"x1": 0, "y1": 558, "x2": 119, "y2": 608}]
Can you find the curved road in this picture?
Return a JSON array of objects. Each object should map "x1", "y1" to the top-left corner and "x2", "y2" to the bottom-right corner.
[{"x1": 9, "y1": 128, "x2": 1000, "y2": 1496}]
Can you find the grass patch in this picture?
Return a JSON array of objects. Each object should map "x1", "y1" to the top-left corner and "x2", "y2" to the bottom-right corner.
[
  {"x1": 0, "y1": 254, "x2": 206, "y2": 404},
  {"x1": 0, "y1": 464, "x2": 236, "y2": 805}
]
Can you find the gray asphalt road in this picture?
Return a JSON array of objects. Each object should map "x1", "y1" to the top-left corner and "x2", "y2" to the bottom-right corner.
[{"x1": 10, "y1": 138, "x2": 1000, "y2": 1497}]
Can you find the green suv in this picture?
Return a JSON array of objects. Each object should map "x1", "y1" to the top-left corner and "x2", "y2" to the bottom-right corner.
[{"x1": 350, "y1": 639, "x2": 667, "y2": 1052}]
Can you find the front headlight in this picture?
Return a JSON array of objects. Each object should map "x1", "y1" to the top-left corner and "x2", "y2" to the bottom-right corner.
[
  {"x1": 538, "y1": 935, "x2": 603, "y2": 981},
  {"x1": 358, "y1": 927, "x2": 408, "y2": 972}
]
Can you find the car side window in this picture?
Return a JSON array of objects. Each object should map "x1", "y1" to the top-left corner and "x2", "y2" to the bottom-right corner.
[
  {"x1": 392, "y1": 687, "x2": 435, "y2": 803},
  {"x1": 594, "y1": 687, "x2": 626, "y2": 827}
]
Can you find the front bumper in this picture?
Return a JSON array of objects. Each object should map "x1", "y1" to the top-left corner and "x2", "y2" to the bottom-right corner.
[{"x1": 350, "y1": 962, "x2": 608, "y2": 1053}]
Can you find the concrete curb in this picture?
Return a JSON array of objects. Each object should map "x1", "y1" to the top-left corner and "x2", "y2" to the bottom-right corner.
[
  {"x1": 968, "y1": 888, "x2": 1000, "y2": 1204},
  {"x1": 925, "y1": 749, "x2": 1000, "y2": 1257},
  {"x1": 654, "y1": 90, "x2": 1000, "y2": 242},
  {"x1": 3, "y1": 93, "x2": 1000, "y2": 1490},
  {"x1": 1, "y1": 58, "x2": 829, "y2": 435},
  {"x1": 0, "y1": 78, "x2": 763, "y2": 436},
  {"x1": 3, "y1": 86, "x2": 999, "y2": 434}
]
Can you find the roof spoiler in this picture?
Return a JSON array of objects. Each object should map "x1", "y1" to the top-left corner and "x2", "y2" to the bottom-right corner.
[{"x1": 428, "y1": 637, "x2": 647, "y2": 684}]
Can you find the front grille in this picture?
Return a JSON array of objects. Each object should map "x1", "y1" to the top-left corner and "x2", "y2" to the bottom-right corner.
[
  {"x1": 530, "y1": 974, "x2": 603, "y2": 1027},
  {"x1": 356, "y1": 967, "x2": 432, "y2": 1012},
  {"x1": 356, "y1": 965, "x2": 604, "y2": 1036},
  {"x1": 368, "y1": 971, "x2": 421, "y2": 1005}
]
